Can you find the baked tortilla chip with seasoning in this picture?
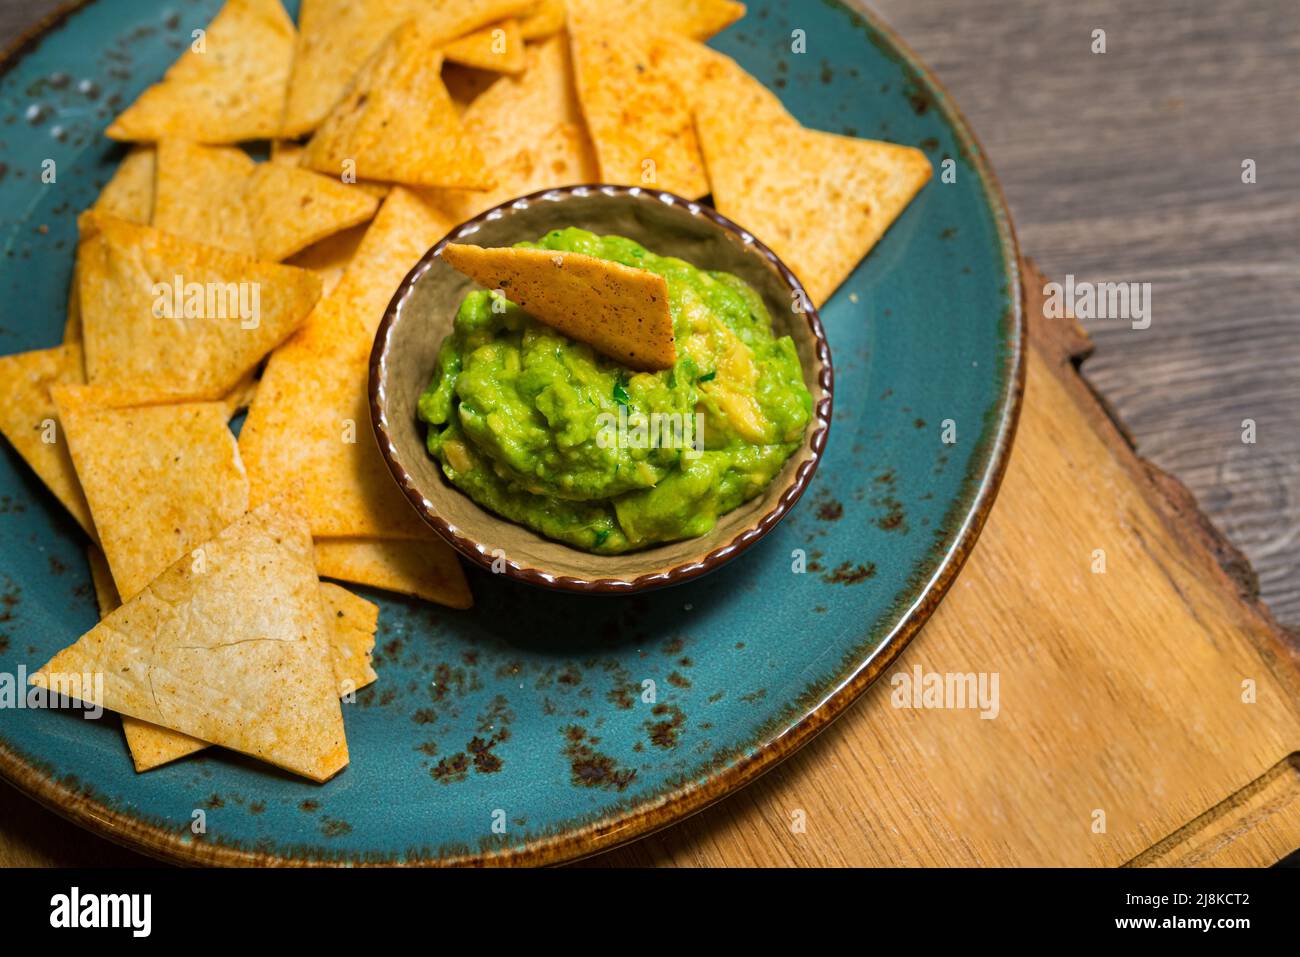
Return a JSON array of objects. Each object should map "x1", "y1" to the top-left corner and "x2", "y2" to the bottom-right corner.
[
  {"x1": 442, "y1": 242, "x2": 677, "y2": 370},
  {"x1": 315, "y1": 538, "x2": 473, "y2": 609},
  {"x1": 285, "y1": 223, "x2": 369, "y2": 298},
  {"x1": 152, "y1": 140, "x2": 256, "y2": 256},
  {"x1": 694, "y1": 67, "x2": 932, "y2": 305},
  {"x1": 0, "y1": 346, "x2": 94, "y2": 536},
  {"x1": 239, "y1": 189, "x2": 458, "y2": 539},
  {"x1": 302, "y1": 27, "x2": 493, "y2": 189},
  {"x1": 245, "y1": 163, "x2": 380, "y2": 262},
  {"x1": 93, "y1": 146, "x2": 155, "y2": 225},
  {"x1": 430, "y1": 37, "x2": 597, "y2": 221},
  {"x1": 568, "y1": 16, "x2": 709, "y2": 199},
  {"x1": 444, "y1": 19, "x2": 526, "y2": 75},
  {"x1": 519, "y1": 0, "x2": 566, "y2": 40},
  {"x1": 88, "y1": 554, "x2": 379, "y2": 772},
  {"x1": 106, "y1": 0, "x2": 296, "y2": 144},
  {"x1": 31, "y1": 502, "x2": 349, "y2": 783},
  {"x1": 566, "y1": 0, "x2": 744, "y2": 40},
  {"x1": 319, "y1": 581, "x2": 381, "y2": 693},
  {"x1": 51, "y1": 386, "x2": 249, "y2": 602},
  {"x1": 77, "y1": 213, "x2": 321, "y2": 400},
  {"x1": 281, "y1": 0, "x2": 537, "y2": 137}
]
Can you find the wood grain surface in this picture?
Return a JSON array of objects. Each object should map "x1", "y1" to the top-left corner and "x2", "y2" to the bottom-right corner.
[{"x1": 0, "y1": 0, "x2": 1297, "y2": 867}]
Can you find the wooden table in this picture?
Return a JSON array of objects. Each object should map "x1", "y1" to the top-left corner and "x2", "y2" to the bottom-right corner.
[{"x1": 1, "y1": 0, "x2": 1297, "y2": 867}]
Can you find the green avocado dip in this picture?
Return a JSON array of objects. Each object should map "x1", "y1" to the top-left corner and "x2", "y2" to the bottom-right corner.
[{"x1": 417, "y1": 228, "x2": 812, "y2": 554}]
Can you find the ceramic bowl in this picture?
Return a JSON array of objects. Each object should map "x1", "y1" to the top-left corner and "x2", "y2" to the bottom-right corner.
[{"x1": 370, "y1": 185, "x2": 834, "y2": 592}]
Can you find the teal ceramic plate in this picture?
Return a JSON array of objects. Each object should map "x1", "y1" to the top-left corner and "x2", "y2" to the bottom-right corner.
[{"x1": 0, "y1": 0, "x2": 1022, "y2": 865}]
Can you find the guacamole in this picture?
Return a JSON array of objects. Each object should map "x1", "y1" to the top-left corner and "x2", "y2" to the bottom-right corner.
[{"x1": 417, "y1": 228, "x2": 812, "y2": 554}]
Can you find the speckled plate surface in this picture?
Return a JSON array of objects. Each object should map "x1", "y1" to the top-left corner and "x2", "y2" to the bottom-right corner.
[{"x1": 0, "y1": 0, "x2": 1022, "y2": 866}]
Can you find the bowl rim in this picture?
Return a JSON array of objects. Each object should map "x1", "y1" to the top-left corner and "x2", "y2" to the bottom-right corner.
[{"x1": 368, "y1": 183, "x2": 835, "y2": 593}]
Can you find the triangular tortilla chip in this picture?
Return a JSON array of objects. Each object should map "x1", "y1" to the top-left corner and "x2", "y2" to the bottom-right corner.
[
  {"x1": 315, "y1": 538, "x2": 472, "y2": 609},
  {"x1": 428, "y1": 37, "x2": 597, "y2": 220},
  {"x1": 245, "y1": 163, "x2": 380, "y2": 262},
  {"x1": 78, "y1": 214, "x2": 322, "y2": 400},
  {"x1": 566, "y1": 0, "x2": 744, "y2": 40},
  {"x1": 444, "y1": 19, "x2": 526, "y2": 75},
  {"x1": 32, "y1": 502, "x2": 348, "y2": 782},
  {"x1": 694, "y1": 78, "x2": 932, "y2": 305},
  {"x1": 285, "y1": 222, "x2": 369, "y2": 297},
  {"x1": 52, "y1": 385, "x2": 249, "y2": 601},
  {"x1": 93, "y1": 146, "x2": 155, "y2": 225},
  {"x1": 568, "y1": 17, "x2": 709, "y2": 199},
  {"x1": 319, "y1": 582, "x2": 380, "y2": 693},
  {"x1": 282, "y1": 0, "x2": 537, "y2": 137},
  {"x1": 520, "y1": 0, "x2": 566, "y2": 40},
  {"x1": 152, "y1": 140, "x2": 256, "y2": 256},
  {"x1": 95, "y1": 570, "x2": 378, "y2": 773},
  {"x1": 435, "y1": 122, "x2": 596, "y2": 223},
  {"x1": 106, "y1": 0, "x2": 295, "y2": 144},
  {"x1": 0, "y1": 347, "x2": 94, "y2": 536},
  {"x1": 441, "y1": 243, "x2": 676, "y2": 370},
  {"x1": 239, "y1": 188, "x2": 457, "y2": 538},
  {"x1": 301, "y1": 25, "x2": 493, "y2": 189}
]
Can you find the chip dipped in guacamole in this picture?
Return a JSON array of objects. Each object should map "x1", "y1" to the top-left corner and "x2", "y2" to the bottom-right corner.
[{"x1": 417, "y1": 228, "x2": 813, "y2": 554}]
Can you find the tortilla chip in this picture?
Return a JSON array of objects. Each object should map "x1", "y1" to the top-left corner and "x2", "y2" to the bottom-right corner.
[
  {"x1": 567, "y1": 0, "x2": 743, "y2": 39},
  {"x1": 318, "y1": 581, "x2": 380, "y2": 693},
  {"x1": 695, "y1": 79, "x2": 932, "y2": 304},
  {"x1": 55, "y1": 385, "x2": 250, "y2": 771},
  {"x1": 31, "y1": 502, "x2": 348, "y2": 783},
  {"x1": 245, "y1": 163, "x2": 380, "y2": 262},
  {"x1": 520, "y1": 0, "x2": 566, "y2": 40},
  {"x1": 62, "y1": 253, "x2": 83, "y2": 349},
  {"x1": 442, "y1": 122, "x2": 597, "y2": 223},
  {"x1": 443, "y1": 63, "x2": 501, "y2": 115},
  {"x1": 315, "y1": 538, "x2": 472, "y2": 609},
  {"x1": 53, "y1": 386, "x2": 249, "y2": 602},
  {"x1": 78, "y1": 213, "x2": 322, "y2": 400},
  {"x1": 239, "y1": 188, "x2": 457, "y2": 538},
  {"x1": 110, "y1": 578, "x2": 378, "y2": 772},
  {"x1": 568, "y1": 18, "x2": 709, "y2": 199},
  {"x1": 220, "y1": 367, "x2": 261, "y2": 419},
  {"x1": 0, "y1": 347, "x2": 94, "y2": 536},
  {"x1": 87, "y1": 546, "x2": 119, "y2": 617},
  {"x1": 93, "y1": 146, "x2": 155, "y2": 225},
  {"x1": 301, "y1": 26, "x2": 493, "y2": 190},
  {"x1": 106, "y1": 0, "x2": 295, "y2": 144},
  {"x1": 444, "y1": 19, "x2": 526, "y2": 75},
  {"x1": 270, "y1": 139, "x2": 305, "y2": 165},
  {"x1": 285, "y1": 222, "x2": 369, "y2": 297},
  {"x1": 282, "y1": 0, "x2": 538, "y2": 137},
  {"x1": 152, "y1": 140, "x2": 255, "y2": 256},
  {"x1": 88, "y1": 545, "x2": 206, "y2": 776},
  {"x1": 429, "y1": 37, "x2": 597, "y2": 220},
  {"x1": 91, "y1": 550, "x2": 377, "y2": 770},
  {"x1": 442, "y1": 243, "x2": 676, "y2": 370}
]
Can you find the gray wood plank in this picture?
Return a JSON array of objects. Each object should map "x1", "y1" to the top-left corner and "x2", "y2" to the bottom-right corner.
[{"x1": 1, "y1": 0, "x2": 1297, "y2": 627}]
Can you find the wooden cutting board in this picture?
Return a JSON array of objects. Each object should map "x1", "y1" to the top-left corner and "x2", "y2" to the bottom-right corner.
[{"x1": 3, "y1": 261, "x2": 1298, "y2": 866}]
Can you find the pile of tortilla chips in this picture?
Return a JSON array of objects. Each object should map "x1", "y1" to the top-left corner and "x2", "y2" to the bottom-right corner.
[{"x1": 1, "y1": 0, "x2": 931, "y2": 782}]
